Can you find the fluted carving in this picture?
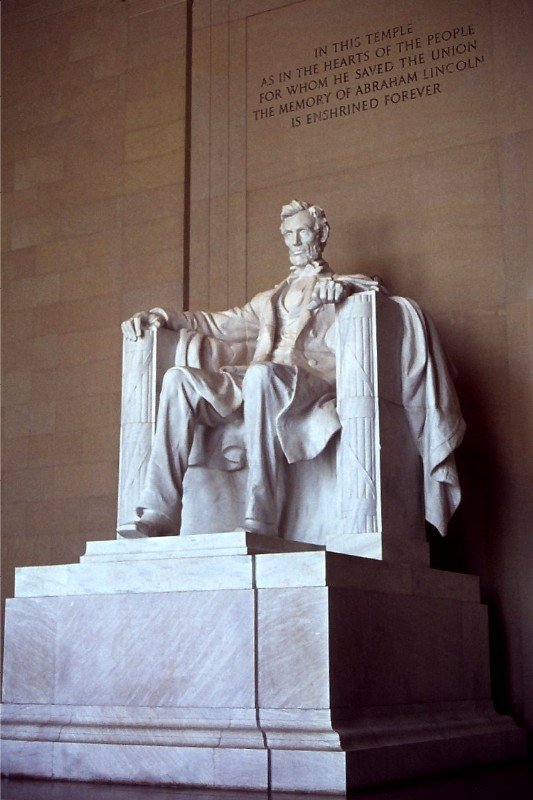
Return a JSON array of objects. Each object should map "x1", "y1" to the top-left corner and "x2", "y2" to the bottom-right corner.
[
  {"x1": 117, "y1": 329, "x2": 178, "y2": 535},
  {"x1": 335, "y1": 292, "x2": 379, "y2": 536}
]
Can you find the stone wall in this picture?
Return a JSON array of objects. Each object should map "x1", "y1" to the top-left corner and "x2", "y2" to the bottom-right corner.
[{"x1": 2, "y1": 0, "x2": 188, "y2": 593}]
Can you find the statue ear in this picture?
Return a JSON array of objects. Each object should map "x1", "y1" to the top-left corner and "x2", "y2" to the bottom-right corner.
[{"x1": 320, "y1": 224, "x2": 330, "y2": 244}]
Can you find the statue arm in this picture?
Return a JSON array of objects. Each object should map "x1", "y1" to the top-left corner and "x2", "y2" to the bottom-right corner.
[
  {"x1": 177, "y1": 301, "x2": 261, "y2": 346},
  {"x1": 121, "y1": 299, "x2": 261, "y2": 349}
]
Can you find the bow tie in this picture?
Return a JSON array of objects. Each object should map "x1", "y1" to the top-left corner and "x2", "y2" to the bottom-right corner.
[{"x1": 288, "y1": 260, "x2": 332, "y2": 279}]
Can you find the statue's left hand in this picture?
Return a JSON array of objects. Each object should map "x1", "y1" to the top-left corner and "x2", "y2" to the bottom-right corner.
[
  {"x1": 307, "y1": 278, "x2": 350, "y2": 310},
  {"x1": 121, "y1": 310, "x2": 166, "y2": 341}
]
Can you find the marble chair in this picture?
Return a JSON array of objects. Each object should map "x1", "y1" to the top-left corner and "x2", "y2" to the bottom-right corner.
[{"x1": 117, "y1": 290, "x2": 454, "y2": 563}]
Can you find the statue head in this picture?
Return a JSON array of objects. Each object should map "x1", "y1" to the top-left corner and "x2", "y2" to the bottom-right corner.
[{"x1": 280, "y1": 200, "x2": 330, "y2": 267}]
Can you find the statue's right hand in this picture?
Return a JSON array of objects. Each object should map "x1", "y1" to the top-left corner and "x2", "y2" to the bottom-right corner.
[{"x1": 121, "y1": 310, "x2": 165, "y2": 341}]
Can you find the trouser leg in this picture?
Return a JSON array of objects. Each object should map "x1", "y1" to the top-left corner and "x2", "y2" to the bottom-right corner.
[
  {"x1": 242, "y1": 362, "x2": 297, "y2": 535},
  {"x1": 138, "y1": 366, "x2": 226, "y2": 531}
]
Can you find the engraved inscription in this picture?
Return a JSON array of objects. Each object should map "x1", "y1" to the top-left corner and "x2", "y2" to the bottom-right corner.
[{"x1": 252, "y1": 22, "x2": 486, "y2": 127}]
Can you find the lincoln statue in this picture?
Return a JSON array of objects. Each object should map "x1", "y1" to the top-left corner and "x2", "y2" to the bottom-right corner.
[{"x1": 121, "y1": 200, "x2": 381, "y2": 537}]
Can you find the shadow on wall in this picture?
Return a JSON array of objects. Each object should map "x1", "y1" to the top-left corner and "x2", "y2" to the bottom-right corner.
[
  {"x1": 429, "y1": 372, "x2": 516, "y2": 722},
  {"x1": 340, "y1": 217, "x2": 436, "y2": 310},
  {"x1": 336, "y1": 216, "x2": 400, "y2": 287}
]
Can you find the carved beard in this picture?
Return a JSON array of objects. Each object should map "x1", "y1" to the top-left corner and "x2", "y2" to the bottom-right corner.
[{"x1": 287, "y1": 239, "x2": 323, "y2": 268}]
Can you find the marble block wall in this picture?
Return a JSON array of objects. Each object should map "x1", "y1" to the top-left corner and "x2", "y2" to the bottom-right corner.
[{"x1": 2, "y1": 1, "x2": 188, "y2": 615}]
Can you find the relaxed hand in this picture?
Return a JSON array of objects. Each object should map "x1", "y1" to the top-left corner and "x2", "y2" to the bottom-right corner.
[{"x1": 121, "y1": 310, "x2": 165, "y2": 341}]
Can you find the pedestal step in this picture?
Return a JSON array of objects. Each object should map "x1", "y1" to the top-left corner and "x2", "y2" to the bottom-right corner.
[
  {"x1": 13, "y1": 533, "x2": 478, "y2": 601},
  {"x1": 111, "y1": 530, "x2": 325, "y2": 560}
]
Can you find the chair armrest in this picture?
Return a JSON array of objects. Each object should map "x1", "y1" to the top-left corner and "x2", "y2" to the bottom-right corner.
[
  {"x1": 335, "y1": 291, "x2": 380, "y2": 537},
  {"x1": 116, "y1": 328, "x2": 180, "y2": 536}
]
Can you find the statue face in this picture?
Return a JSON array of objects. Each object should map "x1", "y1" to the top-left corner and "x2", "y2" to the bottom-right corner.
[{"x1": 281, "y1": 210, "x2": 323, "y2": 267}]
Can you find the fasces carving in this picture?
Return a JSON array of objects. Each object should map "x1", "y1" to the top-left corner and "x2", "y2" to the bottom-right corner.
[
  {"x1": 336, "y1": 293, "x2": 379, "y2": 536},
  {"x1": 117, "y1": 331, "x2": 177, "y2": 537},
  {"x1": 120, "y1": 201, "x2": 464, "y2": 555},
  {"x1": 117, "y1": 334, "x2": 155, "y2": 536}
]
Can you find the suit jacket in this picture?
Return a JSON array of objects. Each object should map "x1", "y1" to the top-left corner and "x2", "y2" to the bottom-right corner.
[
  {"x1": 167, "y1": 269, "x2": 354, "y2": 463},
  {"x1": 171, "y1": 269, "x2": 371, "y2": 379}
]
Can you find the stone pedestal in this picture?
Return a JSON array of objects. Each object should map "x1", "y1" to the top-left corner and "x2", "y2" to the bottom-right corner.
[{"x1": 1, "y1": 534, "x2": 525, "y2": 793}]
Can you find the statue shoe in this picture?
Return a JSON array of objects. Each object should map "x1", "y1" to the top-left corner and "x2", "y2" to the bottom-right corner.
[
  {"x1": 135, "y1": 508, "x2": 178, "y2": 537},
  {"x1": 239, "y1": 519, "x2": 278, "y2": 537}
]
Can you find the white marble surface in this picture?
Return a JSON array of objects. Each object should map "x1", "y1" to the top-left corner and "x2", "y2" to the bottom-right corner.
[
  {"x1": 269, "y1": 726, "x2": 525, "y2": 792},
  {"x1": 15, "y1": 557, "x2": 255, "y2": 597},
  {"x1": 93, "y1": 531, "x2": 324, "y2": 560},
  {"x1": 0, "y1": 704, "x2": 264, "y2": 748},
  {"x1": 58, "y1": 591, "x2": 253, "y2": 708},
  {"x1": 1, "y1": 741, "x2": 268, "y2": 790},
  {"x1": 3, "y1": 586, "x2": 256, "y2": 709},
  {"x1": 258, "y1": 586, "x2": 331, "y2": 710},
  {"x1": 326, "y1": 531, "x2": 431, "y2": 565},
  {"x1": 1, "y1": 742, "x2": 54, "y2": 780},
  {"x1": 271, "y1": 750, "x2": 347, "y2": 794},
  {"x1": 335, "y1": 292, "x2": 380, "y2": 537},
  {"x1": 51, "y1": 742, "x2": 262, "y2": 788},
  {"x1": 3, "y1": 698, "x2": 518, "y2": 753},
  {"x1": 255, "y1": 550, "x2": 480, "y2": 602},
  {"x1": 2, "y1": 726, "x2": 524, "y2": 792},
  {"x1": 1, "y1": 534, "x2": 525, "y2": 791},
  {"x1": 15, "y1": 544, "x2": 479, "y2": 602},
  {"x1": 14, "y1": 541, "x2": 479, "y2": 600},
  {"x1": 2, "y1": 599, "x2": 56, "y2": 704},
  {"x1": 256, "y1": 698, "x2": 516, "y2": 750}
]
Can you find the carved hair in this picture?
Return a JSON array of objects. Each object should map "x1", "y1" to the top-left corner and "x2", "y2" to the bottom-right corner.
[{"x1": 280, "y1": 200, "x2": 330, "y2": 246}]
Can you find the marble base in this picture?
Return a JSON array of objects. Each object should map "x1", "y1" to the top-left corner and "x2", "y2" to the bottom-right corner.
[
  {"x1": 0, "y1": 722, "x2": 523, "y2": 793},
  {"x1": 1, "y1": 534, "x2": 525, "y2": 793}
]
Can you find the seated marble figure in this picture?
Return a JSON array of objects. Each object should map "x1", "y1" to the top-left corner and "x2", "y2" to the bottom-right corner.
[{"x1": 121, "y1": 200, "x2": 465, "y2": 540}]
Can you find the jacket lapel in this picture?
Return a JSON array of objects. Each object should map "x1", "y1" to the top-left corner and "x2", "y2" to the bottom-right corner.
[
  {"x1": 293, "y1": 264, "x2": 335, "y2": 344},
  {"x1": 252, "y1": 267, "x2": 333, "y2": 361},
  {"x1": 252, "y1": 279, "x2": 287, "y2": 362},
  {"x1": 292, "y1": 276, "x2": 317, "y2": 345}
]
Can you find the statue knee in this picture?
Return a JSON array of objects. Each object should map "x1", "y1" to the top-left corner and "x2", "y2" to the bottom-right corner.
[
  {"x1": 161, "y1": 366, "x2": 195, "y2": 396},
  {"x1": 242, "y1": 362, "x2": 276, "y2": 394}
]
